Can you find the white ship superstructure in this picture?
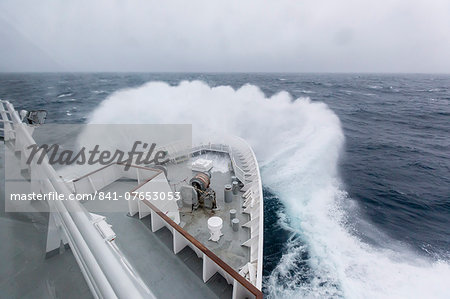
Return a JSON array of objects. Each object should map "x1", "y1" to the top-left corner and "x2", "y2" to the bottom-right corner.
[{"x1": 0, "y1": 100, "x2": 263, "y2": 299}]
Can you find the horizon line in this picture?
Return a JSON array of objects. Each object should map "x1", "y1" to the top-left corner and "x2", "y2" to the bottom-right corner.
[{"x1": 1, "y1": 71, "x2": 450, "y2": 75}]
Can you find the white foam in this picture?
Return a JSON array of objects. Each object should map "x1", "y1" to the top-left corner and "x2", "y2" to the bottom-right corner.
[
  {"x1": 57, "y1": 92, "x2": 73, "y2": 98},
  {"x1": 192, "y1": 155, "x2": 230, "y2": 173},
  {"x1": 87, "y1": 80, "x2": 450, "y2": 298}
]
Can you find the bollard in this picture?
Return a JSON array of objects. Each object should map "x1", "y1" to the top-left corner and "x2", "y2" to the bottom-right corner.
[
  {"x1": 224, "y1": 184, "x2": 233, "y2": 203},
  {"x1": 230, "y1": 209, "x2": 237, "y2": 224},
  {"x1": 232, "y1": 218, "x2": 240, "y2": 232},
  {"x1": 232, "y1": 181, "x2": 239, "y2": 195}
]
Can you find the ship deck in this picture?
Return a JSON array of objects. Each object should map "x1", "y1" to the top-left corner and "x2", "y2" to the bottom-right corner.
[
  {"x1": 0, "y1": 100, "x2": 262, "y2": 298},
  {"x1": 81, "y1": 179, "x2": 233, "y2": 299},
  {"x1": 79, "y1": 151, "x2": 250, "y2": 296},
  {"x1": 0, "y1": 142, "x2": 93, "y2": 298},
  {"x1": 77, "y1": 151, "x2": 251, "y2": 297},
  {"x1": 165, "y1": 152, "x2": 250, "y2": 271},
  {"x1": 0, "y1": 141, "x2": 233, "y2": 298}
]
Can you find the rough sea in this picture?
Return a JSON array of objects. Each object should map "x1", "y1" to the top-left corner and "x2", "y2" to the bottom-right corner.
[{"x1": 1, "y1": 73, "x2": 449, "y2": 298}]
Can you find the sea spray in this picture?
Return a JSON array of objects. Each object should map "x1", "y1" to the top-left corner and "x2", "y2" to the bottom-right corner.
[{"x1": 84, "y1": 80, "x2": 450, "y2": 299}]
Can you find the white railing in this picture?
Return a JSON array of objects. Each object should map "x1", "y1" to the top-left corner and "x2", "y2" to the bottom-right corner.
[
  {"x1": 227, "y1": 137, "x2": 264, "y2": 290},
  {"x1": 162, "y1": 137, "x2": 264, "y2": 290},
  {"x1": 1, "y1": 100, "x2": 154, "y2": 299},
  {"x1": 1, "y1": 99, "x2": 263, "y2": 297},
  {"x1": 142, "y1": 198, "x2": 263, "y2": 299}
]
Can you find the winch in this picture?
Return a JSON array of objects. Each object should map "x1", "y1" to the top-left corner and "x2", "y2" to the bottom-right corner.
[{"x1": 189, "y1": 172, "x2": 217, "y2": 210}]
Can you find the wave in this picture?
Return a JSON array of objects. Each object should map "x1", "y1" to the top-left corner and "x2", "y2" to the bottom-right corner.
[
  {"x1": 57, "y1": 92, "x2": 74, "y2": 98},
  {"x1": 87, "y1": 80, "x2": 450, "y2": 298},
  {"x1": 192, "y1": 154, "x2": 230, "y2": 173}
]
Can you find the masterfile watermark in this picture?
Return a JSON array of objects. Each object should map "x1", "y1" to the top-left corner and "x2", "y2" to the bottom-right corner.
[
  {"x1": 4, "y1": 123, "x2": 192, "y2": 213},
  {"x1": 10, "y1": 191, "x2": 181, "y2": 202},
  {"x1": 26, "y1": 141, "x2": 169, "y2": 170}
]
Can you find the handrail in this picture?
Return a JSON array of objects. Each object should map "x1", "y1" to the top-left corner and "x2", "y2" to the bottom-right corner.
[
  {"x1": 72, "y1": 162, "x2": 162, "y2": 183},
  {"x1": 180, "y1": 142, "x2": 248, "y2": 185},
  {"x1": 137, "y1": 197, "x2": 263, "y2": 299},
  {"x1": 164, "y1": 138, "x2": 264, "y2": 290},
  {"x1": 74, "y1": 141, "x2": 264, "y2": 295},
  {"x1": 1, "y1": 100, "x2": 154, "y2": 299},
  {"x1": 2, "y1": 99, "x2": 263, "y2": 298},
  {"x1": 231, "y1": 137, "x2": 264, "y2": 290}
]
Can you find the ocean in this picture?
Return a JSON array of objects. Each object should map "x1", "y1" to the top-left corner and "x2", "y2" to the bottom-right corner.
[{"x1": 1, "y1": 73, "x2": 449, "y2": 298}]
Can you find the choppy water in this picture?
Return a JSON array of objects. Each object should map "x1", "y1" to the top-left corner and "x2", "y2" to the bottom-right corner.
[{"x1": 1, "y1": 73, "x2": 449, "y2": 298}]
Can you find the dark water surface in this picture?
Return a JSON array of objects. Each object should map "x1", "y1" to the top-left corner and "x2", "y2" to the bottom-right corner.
[{"x1": 1, "y1": 73, "x2": 449, "y2": 297}]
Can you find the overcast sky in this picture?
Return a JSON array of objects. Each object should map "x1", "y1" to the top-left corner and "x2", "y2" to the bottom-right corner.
[{"x1": 1, "y1": 0, "x2": 449, "y2": 73}]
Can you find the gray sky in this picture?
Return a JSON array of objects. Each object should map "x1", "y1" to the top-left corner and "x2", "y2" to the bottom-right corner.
[{"x1": 1, "y1": 0, "x2": 449, "y2": 73}]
